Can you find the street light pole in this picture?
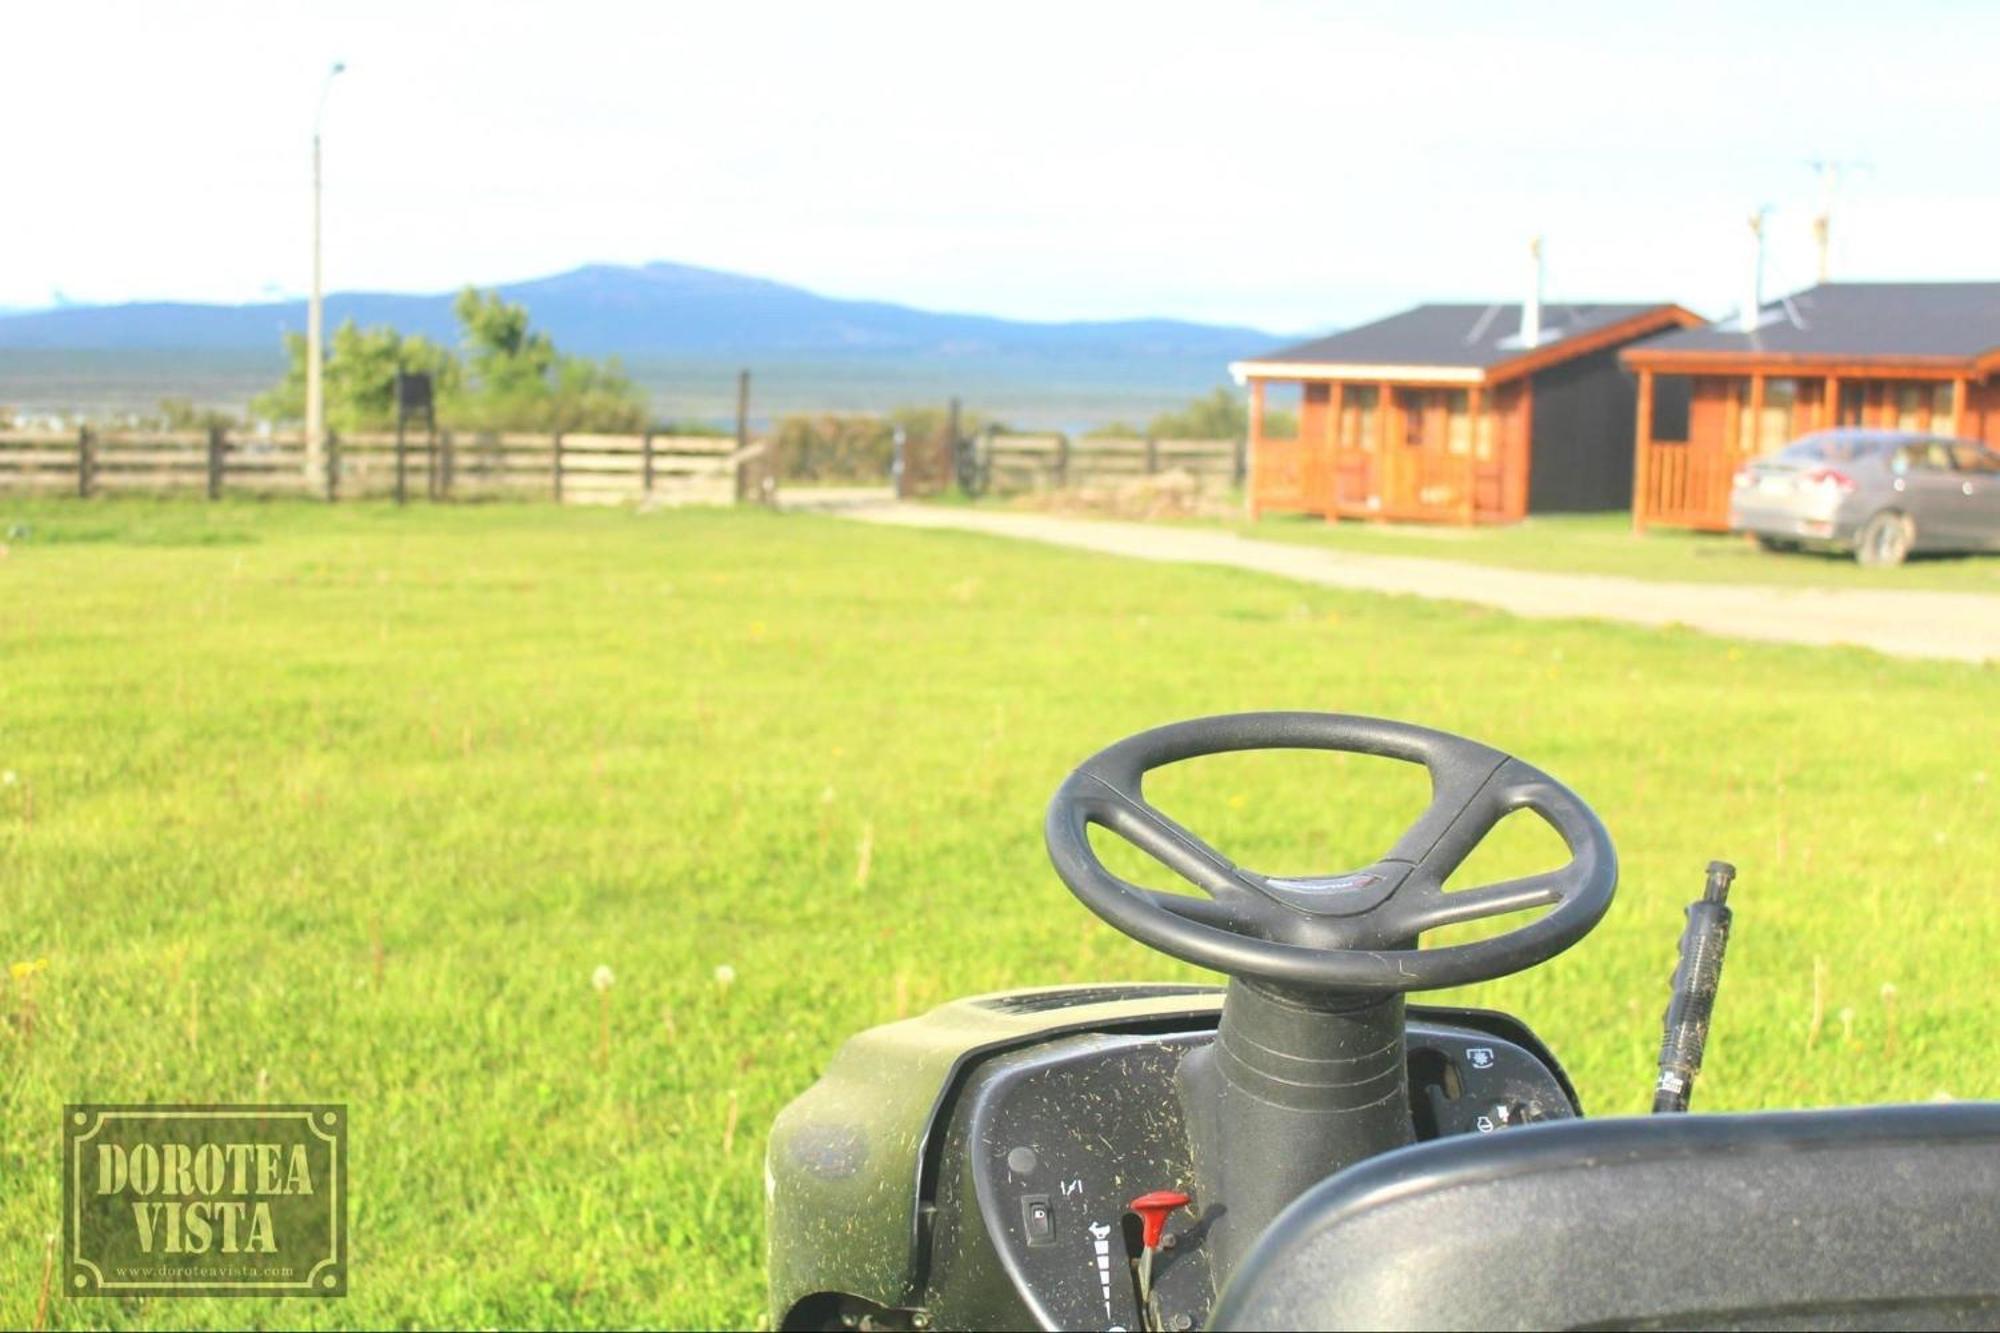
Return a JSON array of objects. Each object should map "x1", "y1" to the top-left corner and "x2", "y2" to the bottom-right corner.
[{"x1": 306, "y1": 61, "x2": 345, "y2": 488}]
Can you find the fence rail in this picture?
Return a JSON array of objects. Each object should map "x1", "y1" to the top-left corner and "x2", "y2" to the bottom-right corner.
[
  {"x1": 0, "y1": 428, "x2": 774, "y2": 507},
  {"x1": 980, "y1": 433, "x2": 1243, "y2": 494}
]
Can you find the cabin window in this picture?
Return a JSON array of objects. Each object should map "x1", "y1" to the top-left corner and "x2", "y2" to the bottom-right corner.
[
  {"x1": 1650, "y1": 376, "x2": 1692, "y2": 442},
  {"x1": 1900, "y1": 382, "x2": 1955, "y2": 430},
  {"x1": 1257, "y1": 381, "x2": 1302, "y2": 441},
  {"x1": 1735, "y1": 378, "x2": 1802, "y2": 455},
  {"x1": 1397, "y1": 390, "x2": 1470, "y2": 452},
  {"x1": 1762, "y1": 378, "x2": 1798, "y2": 452},
  {"x1": 1339, "y1": 386, "x2": 1379, "y2": 452},
  {"x1": 1445, "y1": 391, "x2": 1472, "y2": 456},
  {"x1": 1895, "y1": 385, "x2": 1926, "y2": 432}
]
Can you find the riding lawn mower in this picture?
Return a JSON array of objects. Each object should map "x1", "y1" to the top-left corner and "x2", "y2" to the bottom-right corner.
[{"x1": 767, "y1": 712, "x2": 2000, "y2": 1330}]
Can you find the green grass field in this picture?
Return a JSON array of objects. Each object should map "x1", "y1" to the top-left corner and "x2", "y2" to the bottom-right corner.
[
  {"x1": 3, "y1": 498, "x2": 1997, "y2": 1329},
  {"x1": 1211, "y1": 510, "x2": 2000, "y2": 592}
]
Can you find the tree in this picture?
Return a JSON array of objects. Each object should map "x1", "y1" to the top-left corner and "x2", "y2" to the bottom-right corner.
[
  {"x1": 1146, "y1": 386, "x2": 1294, "y2": 440},
  {"x1": 451, "y1": 288, "x2": 648, "y2": 432},
  {"x1": 252, "y1": 287, "x2": 648, "y2": 433},
  {"x1": 251, "y1": 322, "x2": 458, "y2": 432}
]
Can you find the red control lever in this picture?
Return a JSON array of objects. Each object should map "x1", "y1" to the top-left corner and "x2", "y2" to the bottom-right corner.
[{"x1": 1128, "y1": 1189, "x2": 1191, "y2": 1249}]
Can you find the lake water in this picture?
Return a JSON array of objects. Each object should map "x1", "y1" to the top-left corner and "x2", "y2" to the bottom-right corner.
[{"x1": 0, "y1": 349, "x2": 1237, "y2": 434}]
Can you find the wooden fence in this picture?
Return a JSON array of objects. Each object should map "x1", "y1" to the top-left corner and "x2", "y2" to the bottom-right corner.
[
  {"x1": 980, "y1": 434, "x2": 1244, "y2": 494},
  {"x1": 0, "y1": 428, "x2": 775, "y2": 507}
]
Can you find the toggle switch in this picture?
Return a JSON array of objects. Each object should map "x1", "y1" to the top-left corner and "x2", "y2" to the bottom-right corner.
[{"x1": 1021, "y1": 1194, "x2": 1054, "y2": 1246}]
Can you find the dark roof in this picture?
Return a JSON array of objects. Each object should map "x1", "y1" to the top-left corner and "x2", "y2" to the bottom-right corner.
[
  {"x1": 1243, "y1": 303, "x2": 1673, "y2": 370},
  {"x1": 1630, "y1": 282, "x2": 2000, "y2": 360}
]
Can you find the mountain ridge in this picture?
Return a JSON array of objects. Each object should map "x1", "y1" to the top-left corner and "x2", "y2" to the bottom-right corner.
[{"x1": 0, "y1": 261, "x2": 1285, "y2": 364}]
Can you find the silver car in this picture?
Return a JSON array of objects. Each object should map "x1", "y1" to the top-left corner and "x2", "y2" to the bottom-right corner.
[{"x1": 1730, "y1": 428, "x2": 2000, "y2": 566}]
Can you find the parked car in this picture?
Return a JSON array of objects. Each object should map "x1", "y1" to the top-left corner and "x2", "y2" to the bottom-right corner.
[{"x1": 1730, "y1": 428, "x2": 2000, "y2": 565}]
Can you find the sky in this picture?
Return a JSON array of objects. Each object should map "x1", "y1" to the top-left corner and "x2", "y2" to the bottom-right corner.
[{"x1": 8, "y1": 0, "x2": 1998, "y2": 334}]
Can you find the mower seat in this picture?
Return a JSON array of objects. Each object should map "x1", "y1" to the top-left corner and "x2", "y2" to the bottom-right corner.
[{"x1": 1211, "y1": 1103, "x2": 2000, "y2": 1331}]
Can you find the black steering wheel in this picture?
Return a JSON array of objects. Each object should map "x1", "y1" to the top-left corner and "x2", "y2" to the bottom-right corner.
[{"x1": 1044, "y1": 712, "x2": 1616, "y2": 993}]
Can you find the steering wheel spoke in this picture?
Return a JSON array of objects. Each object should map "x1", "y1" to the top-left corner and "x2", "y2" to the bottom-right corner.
[
  {"x1": 1081, "y1": 773, "x2": 1261, "y2": 906},
  {"x1": 1139, "y1": 887, "x2": 1249, "y2": 929},
  {"x1": 1390, "y1": 758, "x2": 1530, "y2": 883},
  {"x1": 1382, "y1": 870, "x2": 1568, "y2": 938}
]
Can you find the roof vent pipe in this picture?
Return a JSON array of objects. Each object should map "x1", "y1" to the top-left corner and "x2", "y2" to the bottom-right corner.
[
  {"x1": 1522, "y1": 236, "x2": 1543, "y2": 348},
  {"x1": 1742, "y1": 210, "x2": 1767, "y2": 333}
]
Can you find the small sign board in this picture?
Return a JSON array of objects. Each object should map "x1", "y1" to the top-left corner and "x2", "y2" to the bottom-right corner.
[{"x1": 393, "y1": 372, "x2": 433, "y2": 414}]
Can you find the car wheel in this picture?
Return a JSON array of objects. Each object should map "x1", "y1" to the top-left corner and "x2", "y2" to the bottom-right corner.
[
  {"x1": 1753, "y1": 535, "x2": 1799, "y2": 553},
  {"x1": 1854, "y1": 511, "x2": 1913, "y2": 567}
]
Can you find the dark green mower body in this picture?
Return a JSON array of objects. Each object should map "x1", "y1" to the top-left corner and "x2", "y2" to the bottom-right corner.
[{"x1": 767, "y1": 714, "x2": 2000, "y2": 1331}]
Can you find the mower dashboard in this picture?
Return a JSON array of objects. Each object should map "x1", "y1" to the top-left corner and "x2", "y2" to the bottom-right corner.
[{"x1": 922, "y1": 1000, "x2": 1576, "y2": 1332}]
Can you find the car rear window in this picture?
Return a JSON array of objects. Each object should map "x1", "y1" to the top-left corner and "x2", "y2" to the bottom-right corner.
[{"x1": 1777, "y1": 435, "x2": 1880, "y2": 464}]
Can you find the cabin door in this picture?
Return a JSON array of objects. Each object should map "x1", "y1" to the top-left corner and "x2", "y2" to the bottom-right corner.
[
  {"x1": 1390, "y1": 389, "x2": 1473, "y2": 522},
  {"x1": 1330, "y1": 385, "x2": 1381, "y2": 515}
]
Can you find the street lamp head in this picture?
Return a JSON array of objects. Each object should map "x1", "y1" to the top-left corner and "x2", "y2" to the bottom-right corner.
[{"x1": 315, "y1": 61, "x2": 346, "y2": 134}]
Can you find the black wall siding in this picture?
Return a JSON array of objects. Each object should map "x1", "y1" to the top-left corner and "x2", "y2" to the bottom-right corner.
[{"x1": 1526, "y1": 345, "x2": 1643, "y2": 513}]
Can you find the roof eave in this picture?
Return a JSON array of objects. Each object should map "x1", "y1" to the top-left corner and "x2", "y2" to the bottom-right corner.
[
  {"x1": 1620, "y1": 346, "x2": 1991, "y2": 377},
  {"x1": 1482, "y1": 305, "x2": 1704, "y2": 384},
  {"x1": 1233, "y1": 304, "x2": 1702, "y2": 388},
  {"x1": 1229, "y1": 360, "x2": 1485, "y2": 385}
]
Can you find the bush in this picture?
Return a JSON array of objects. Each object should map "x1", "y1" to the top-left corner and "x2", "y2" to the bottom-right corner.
[
  {"x1": 773, "y1": 406, "x2": 1008, "y2": 482},
  {"x1": 773, "y1": 414, "x2": 896, "y2": 482}
]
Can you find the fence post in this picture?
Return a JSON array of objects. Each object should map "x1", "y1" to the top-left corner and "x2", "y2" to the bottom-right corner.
[
  {"x1": 1233, "y1": 436, "x2": 1248, "y2": 487},
  {"x1": 394, "y1": 418, "x2": 408, "y2": 505},
  {"x1": 206, "y1": 425, "x2": 225, "y2": 500},
  {"x1": 1053, "y1": 434, "x2": 1069, "y2": 489},
  {"x1": 77, "y1": 426, "x2": 95, "y2": 498},
  {"x1": 1145, "y1": 434, "x2": 1159, "y2": 475},
  {"x1": 439, "y1": 430, "x2": 454, "y2": 500},
  {"x1": 552, "y1": 431, "x2": 564, "y2": 503},
  {"x1": 425, "y1": 425, "x2": 440, "y2": 502},
  {"x1": 641, "y1": 429, "x2": 655, "y2": 495},
  {"x1": 734, "y1": 370, "x2": 754, "y2": 505}
]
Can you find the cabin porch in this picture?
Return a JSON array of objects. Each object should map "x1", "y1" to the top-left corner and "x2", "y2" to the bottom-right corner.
[{"x1": 1248, "y1": 376, "x2": 1533, "y2": 525}]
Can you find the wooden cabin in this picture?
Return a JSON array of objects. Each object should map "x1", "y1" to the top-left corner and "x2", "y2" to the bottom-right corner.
[
  {"x1": 1623, "y1": 282, "x2": 2000, "y2": 530},
  {"x1": 1232, "y1": 301, "x2": 1698, "y2": 523}
]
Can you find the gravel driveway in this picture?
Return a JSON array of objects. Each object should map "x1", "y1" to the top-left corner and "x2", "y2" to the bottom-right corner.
[{"x1": 839, "y1": 503, "x2": 2000, "y2": 664}]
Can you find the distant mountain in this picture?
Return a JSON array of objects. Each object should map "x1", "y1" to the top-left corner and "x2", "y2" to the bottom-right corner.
[{"x1": 0, "y1": 262, "x2": 1282, "y2": 364}]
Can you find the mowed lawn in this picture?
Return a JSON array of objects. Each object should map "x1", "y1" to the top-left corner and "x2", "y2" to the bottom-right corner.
[{"x1": 2, "y1": 498, "x2": 1997, "y2": 1330}]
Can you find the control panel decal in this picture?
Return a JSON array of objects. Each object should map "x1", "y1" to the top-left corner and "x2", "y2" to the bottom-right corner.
[{"x1": 1087, "y1": 1220, "x2": 1114, "y2": 1316}]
